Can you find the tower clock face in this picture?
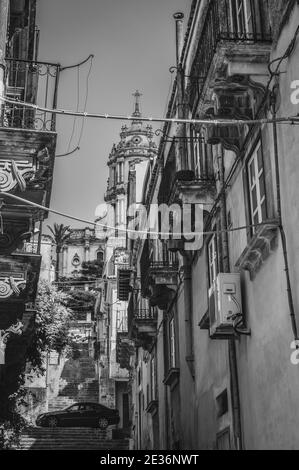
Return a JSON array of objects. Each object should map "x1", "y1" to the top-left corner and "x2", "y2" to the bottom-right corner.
[{"x1": 132, "y1": 136, "x2": 142, "y2": 145}]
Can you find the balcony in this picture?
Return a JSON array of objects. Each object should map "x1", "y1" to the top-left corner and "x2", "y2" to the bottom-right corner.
[
  {"x1": 2, "y1": 58, "x2": 60, "y2": 132},
  {"x1": 0, "y1": 60, "x2": 59, "y2": 255},
  {"x1": 158, "y1": 142, "x2": 216, "y2": 207},
  {"x1": 142, "y1": 260, "x2": 179, "y2": 311},
  {"x1": 188, "y1": 0, "x2": 272, "y2": 111},
  {"x1": 128, "y1": 293, "x2": 157, "y2": 349}
]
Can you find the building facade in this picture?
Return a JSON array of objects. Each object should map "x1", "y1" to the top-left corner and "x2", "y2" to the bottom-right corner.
[
  {"x1": 95, "y1": 93, "x2": 158, "y2": 435},
  {"x1": 0, "y1": 0, "x2": 60, "y2": 417},
  {"x1": 60, "y1": 227, "x2": 104, "y2": 281},
  {"x1": 125, "y1": 0, "x2": 299, "y2": 451}
]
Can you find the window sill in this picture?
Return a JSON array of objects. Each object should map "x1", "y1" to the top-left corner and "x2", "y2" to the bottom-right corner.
[
  {"x1": 235, "y1": 221, "x2": 279, "y2": 278},
  {"x1": 163, "y1": 368, "x2": 180, "y2": 391}
]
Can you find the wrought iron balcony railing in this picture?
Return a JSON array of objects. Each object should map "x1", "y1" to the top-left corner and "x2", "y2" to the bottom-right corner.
[
  {"x1": 128, "y1": 290, "x2": 156, "y2": 332},
  {"x1": 134, "y1": 309, "x2": 156, "y2": 322},
  {"x1": 149, "y1": 261, "x2": 179, "y2": 271},
  {"x1": 1, "y1": 58, "x2": 60, "y2": 131},
  {"x1": 15, "y1": 242, "x2": 39, "y2": 255},
  {"x1": 189, "y1": 0, "x2": 272, "y2": 108}
]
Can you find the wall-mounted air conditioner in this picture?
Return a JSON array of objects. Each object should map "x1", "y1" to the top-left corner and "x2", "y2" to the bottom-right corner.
[{"x1": 209, "y1": 273, "x2": 242, "y2": 339}]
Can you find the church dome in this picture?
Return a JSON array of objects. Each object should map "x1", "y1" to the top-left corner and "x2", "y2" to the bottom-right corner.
[{"x1": 109, "y1": 91, "x2": 158, "y2": 163}]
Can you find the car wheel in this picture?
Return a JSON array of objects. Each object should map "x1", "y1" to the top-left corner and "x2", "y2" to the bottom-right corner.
[
  {"x1": 47, "y1": 416, "x2": 59, "y2": 428},
  {"x1": 98, "y1": 417, "x2": 109, "y2": 430}
]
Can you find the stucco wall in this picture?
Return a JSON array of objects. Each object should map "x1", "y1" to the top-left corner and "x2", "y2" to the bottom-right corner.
[{"x1": 192, "y1": 250, "x2": 233, "y2": 449}]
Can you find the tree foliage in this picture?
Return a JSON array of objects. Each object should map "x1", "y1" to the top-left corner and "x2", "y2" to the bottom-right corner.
[
  {"x1": 26, "y1": 280, "x2": 73, "y2": 374},
  {"x1": 66, "y1": 289, "x2": 97, "y2": 314},
  {"x1": 80, "y1": 260, "x2": 104, "y2": 279},
  {"x1": 47, "y1": 223, "x2": 71, "y2": 281},
  {"x1": 47, "y1": 222, "x2": 71, "y2": 251}
]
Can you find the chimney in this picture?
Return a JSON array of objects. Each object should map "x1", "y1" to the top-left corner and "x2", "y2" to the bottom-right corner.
[{"x1": 173, "y1": 12, "x2": 184, "y2": 67}]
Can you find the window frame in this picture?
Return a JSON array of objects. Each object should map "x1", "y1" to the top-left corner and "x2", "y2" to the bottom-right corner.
[
  {"x1": 191, "y1": 127, "x2": 209, "y2": 178},
  {"x1": 169, "y1": 317, "x2": 176, "y2": 369},
  {"x1": 207, "y1": 232, "x2": 219, "y2": 288},
  {"x1": 230, "y1": 0, "x2": 254, "y2": 38},
  {"x1": 246, "y1": 139, "x2": 267, "y2": 233},
  {"x1": 117, "y1": 161, "x2": 124, "y2": 184}
]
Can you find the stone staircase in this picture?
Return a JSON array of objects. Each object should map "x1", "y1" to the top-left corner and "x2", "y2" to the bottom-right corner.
[{"x1": 16, "y1": 427, "x2": 129, "y2": 450}]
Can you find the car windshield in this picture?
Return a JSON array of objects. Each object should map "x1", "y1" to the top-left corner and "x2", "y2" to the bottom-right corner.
[{"x1": 64, "y1": 404, "x2": 80, "y2": 411}]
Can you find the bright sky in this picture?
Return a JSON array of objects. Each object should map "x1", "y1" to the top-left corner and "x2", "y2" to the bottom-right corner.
[{"x1": 36, "y1": 0, "x2": 191, "y2": 229}]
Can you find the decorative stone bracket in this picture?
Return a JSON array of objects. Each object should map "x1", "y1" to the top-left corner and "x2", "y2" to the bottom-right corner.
[
  {"x1": 235, "y1": 222, "x2": 279, "y2": 278},
  {"x1": 0, "y1": 159, "x2": 35, "y2": 192},
  {"x1": 0, "y1": 274, "x2": 26, "y2": 300},
  {"x1": 0, "y1": 321, "x2": 23, "y2": 365},
  {"x1": 163, "y1": 368, "x2": 180, "y2": 391},
  {"x1": 0, "y1": 148, "x2": 50, "y2": 193}
]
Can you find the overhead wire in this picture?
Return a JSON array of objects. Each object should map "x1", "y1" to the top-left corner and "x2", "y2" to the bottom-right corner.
[
  {"x1": 0, "y1": 191, "x2": 279, "y2": 238},
  {"x1": 56, "y1": 54, "x2": 94, "y2": 158},
  {"x1": 66, "y1": 64, "x2": 80, "y2": 153},
  {"x1": 1, "y1": 95, "x2": 299, "y2": 127}
]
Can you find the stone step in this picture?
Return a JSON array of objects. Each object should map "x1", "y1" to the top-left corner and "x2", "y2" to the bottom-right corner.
[
  {"x1": 18, "y1": 444, "x2": 129, "y2": 450},
  {"x1": 16, "y1": 428, "x2": 129, "y2": 450},
  {"x1": 20, "y1": 440, "x2": 128, "y2": 445}
]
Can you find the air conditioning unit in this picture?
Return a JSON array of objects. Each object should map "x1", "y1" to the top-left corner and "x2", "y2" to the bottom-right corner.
[{"x1": 209, "y1": 273, "x2": 242, "y2": 339}]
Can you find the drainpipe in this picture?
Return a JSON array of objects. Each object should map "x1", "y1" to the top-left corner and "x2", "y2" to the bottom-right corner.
[
  {"x1": 182, "y1": 261, "x2": 195, "y2": 378},
  {"x1": 271, "y1": 87, "x2": 299, "y2": 342},
  {"x1": 173, "y1": 12, "x2": 195, "y2": 378},
  {"x1": 173, "y1": 12, "x2": 188, "y2": 172},
  {"x1": 0, "y1": 0, "x2": 9, "y2": 118},
  {"x1": 174, "y1": 12, "x2": 184, "y2": 73},
  {"x1": 218, "y1": 148, "x2": 243, "y2": 450},
  {"x1": 163, "y1": 318, "x2": 170, "y2": 448}
]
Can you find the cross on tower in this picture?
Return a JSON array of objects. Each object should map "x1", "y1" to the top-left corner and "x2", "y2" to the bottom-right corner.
[{"x1": 132, "y1": 90, "x2": 142, "y2": 117}]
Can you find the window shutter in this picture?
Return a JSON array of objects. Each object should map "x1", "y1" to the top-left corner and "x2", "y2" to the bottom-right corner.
[
  {"x1": 242, "y1": 165, "x2": 253, "y2": 242},
  {"x1": 260, "y1": 128, "x2": 275, "y2": 219}
]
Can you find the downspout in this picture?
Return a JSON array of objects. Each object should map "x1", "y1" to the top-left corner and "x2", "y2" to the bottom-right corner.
[
  {"x1": 173, "y1": 12, "x2": 195, "y2": 379},
  {"x1": 271, "y1": 87, "x2": 299, "y2": 342},
  {"x1": 182, "y1": 261, "x2": 195, "y2": 378},
  {"x1": 173, "y1": 12, "x2": 188, "y2": 172},
  {"x1": 218, "y1": 148, "x2": 243, "y2": 450},
  {"x1": 163, "y1": 318, "x2": 170, "y2": 448}
]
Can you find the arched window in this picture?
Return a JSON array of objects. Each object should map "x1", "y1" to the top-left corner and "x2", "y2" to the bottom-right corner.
[{"x1": 97, "y1": 251, "x2": 104, "y2": 263}]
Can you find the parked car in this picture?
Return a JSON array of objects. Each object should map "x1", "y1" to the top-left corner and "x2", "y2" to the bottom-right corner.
[{"x1": 36, "y1": 402, "x2": 120, "y2": 429}]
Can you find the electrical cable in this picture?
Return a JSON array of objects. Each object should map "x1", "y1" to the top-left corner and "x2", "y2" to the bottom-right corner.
[
  {"x1": 1, "y1": 95, "x2": 299, "y2": 127},
  {"x1": 0, "y1": 191, "x2": 279, "y2": 238},
  {"x1": 56, "y1": 54, "x2": 94, "y2": 158},
  {"x1": 60, "y1": 54, "x2": 94, "y2": 72},
  {"x1": 56, "y1": 146, "x2": 80, "y2": 158},
  {"x1": 77, "y1": 55, "x2": 93, "y2": 147},
  {"x1": 66, "y1": 65, "x2": 80, "y2": 153}
]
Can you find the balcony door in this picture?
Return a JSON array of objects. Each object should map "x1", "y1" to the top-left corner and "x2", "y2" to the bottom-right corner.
[{"x1": 229, "y1": 0, "x2": 254, "y2": 39}]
